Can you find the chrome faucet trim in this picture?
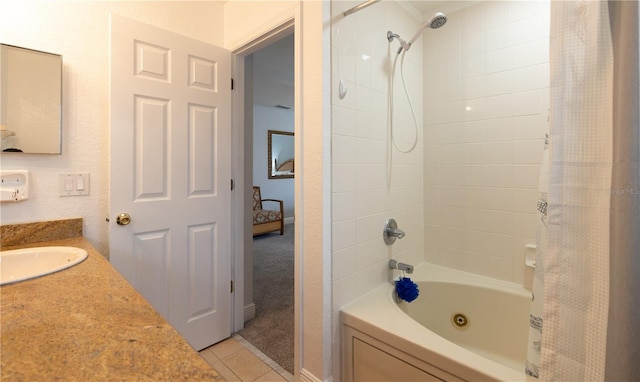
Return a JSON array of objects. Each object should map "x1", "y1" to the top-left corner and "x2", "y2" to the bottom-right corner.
[
  {"x1": 383, "y1": 218, "x2": 406, "y2": 245},
  {"x1": 386, "y1": 227, "x2": 405, "y2": 239},
  {"x1": 389, "y1": 259, "x2": 414, "y2": 274}
]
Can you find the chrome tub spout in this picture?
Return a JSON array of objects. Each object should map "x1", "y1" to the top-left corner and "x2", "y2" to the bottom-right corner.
[{"x1": 389, "y1": 259, "x2": 414, "y2": 274}]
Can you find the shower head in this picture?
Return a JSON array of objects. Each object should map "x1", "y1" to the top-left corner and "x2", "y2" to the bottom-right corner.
[
  {"x1": 403, "y1": 12, "x2": 447, "y2": 52},
  {"x1": 429, "y1": 12, "x2": 448, "y2": 29}
]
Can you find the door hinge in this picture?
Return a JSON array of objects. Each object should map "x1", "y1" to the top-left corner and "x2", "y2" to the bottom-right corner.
[
  {"x1": 230, "y1": 178, "x2": 234, "y2": 191},
  {"x1": 230, "y1": 280, "x2": 234, "y2": 293},
  {"x1": 231, "y1": 78, "x2": 234, "y2": 90}
]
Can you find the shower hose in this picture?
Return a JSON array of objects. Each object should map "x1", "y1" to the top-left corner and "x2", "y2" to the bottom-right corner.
[{"x1": 389, "y1": 48, "x2": 420, "y2": 154}]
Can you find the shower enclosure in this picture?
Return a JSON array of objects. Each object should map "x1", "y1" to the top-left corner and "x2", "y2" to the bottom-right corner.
[{"x1": 331, "y1": 0, "x2": 549, "y2": 379}]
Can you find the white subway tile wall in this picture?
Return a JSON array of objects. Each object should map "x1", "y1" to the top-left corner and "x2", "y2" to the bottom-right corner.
[
  {"x1": 330, "y1": 2, "x2": 426, "y2": 378},
  {"x1": 424, "y1": 1, "x2": 549, "y2": 282},
  {"x1": 332, "y1": 0, "x2": 425, "y2": 307}
]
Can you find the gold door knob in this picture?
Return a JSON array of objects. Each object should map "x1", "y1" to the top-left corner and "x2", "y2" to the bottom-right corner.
[{"x1": 116, "y1": 213, "x2": 131, "y2": 226}]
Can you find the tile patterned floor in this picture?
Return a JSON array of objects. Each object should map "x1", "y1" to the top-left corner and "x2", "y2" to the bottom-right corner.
[{"x1": 199, "y1": 334, "x2": 293, "y2": 382}]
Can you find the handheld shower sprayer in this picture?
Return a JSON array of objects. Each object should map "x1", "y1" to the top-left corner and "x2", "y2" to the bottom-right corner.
[
  {"x1": 385, "y1": 11, "x2": 447, "y2": 155},
  {"x1": 387, "y1": 12, "x2": 447, "y2": 54},
  {"x1": 406, "y1": 12, "x2": 447, "y2": 50}
]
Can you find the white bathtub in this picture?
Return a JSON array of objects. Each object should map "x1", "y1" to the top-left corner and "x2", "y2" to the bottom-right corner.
[{"x1": 341, "y1": 262, "x2": 534, "y2": 381}]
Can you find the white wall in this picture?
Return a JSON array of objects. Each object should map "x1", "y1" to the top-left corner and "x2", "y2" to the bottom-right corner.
[
  {"x1": 423, "y1": 0, "x2": 550, "y2": 284},
  {"x1": 0, "y1": 1, "x2": 224, "y2": 254},
  {"x1": 252, "y1": 106, "x2": 294, "y2": 219},
  {"x1": 330, "y1": 1, "x2": 425, "y2": 378},
  {"x1": 223, "y1": 1, "x2": 297, "y2": 50}
]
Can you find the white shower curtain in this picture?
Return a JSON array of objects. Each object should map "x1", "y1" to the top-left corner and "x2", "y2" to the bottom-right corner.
[
  {"x1": 525, "y1": 111, "x2": 549, "y2": 379},
  {"x1": 527, "y1": 1, "x2": 640, "y2": 380}
]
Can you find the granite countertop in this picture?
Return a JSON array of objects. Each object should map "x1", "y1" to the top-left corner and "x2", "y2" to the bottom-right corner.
[{"x1": 0, "y1": 237, "x2": 223, "y2": 381}]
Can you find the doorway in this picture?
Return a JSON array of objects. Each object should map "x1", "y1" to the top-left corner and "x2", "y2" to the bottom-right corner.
[{"x1": 235, "y1": 32, "x2": 295, "y2": 374}]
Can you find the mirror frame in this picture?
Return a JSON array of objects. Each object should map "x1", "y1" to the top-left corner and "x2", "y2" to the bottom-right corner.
[
  {"x1": 268, "y1": 130, "x2": 294, "y2": 179},
  {"x1": 1, "y1": 43, "x2": 62, "y2": 154}
]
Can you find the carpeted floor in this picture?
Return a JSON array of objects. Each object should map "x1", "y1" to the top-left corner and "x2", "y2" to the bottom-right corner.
[{"x1": 237, "y1": 224, "x2": 294, "y2": 374}]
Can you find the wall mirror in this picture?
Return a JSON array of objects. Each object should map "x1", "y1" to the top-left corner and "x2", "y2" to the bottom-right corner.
[
  {"x1": 268, "y1": 130, "x2": 294, "y2": 179},
  {"x1": 1, "y1": 44, "x2": 62, "y2": 154}
]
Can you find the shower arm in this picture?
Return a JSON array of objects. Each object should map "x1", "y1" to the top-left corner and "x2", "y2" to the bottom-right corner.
[
  {"x1": 387, "y1": 28, "x2": 422, "y2": 54},
  {"x1": 387, "y1": 31, "x2": 409, "y2": 55}
]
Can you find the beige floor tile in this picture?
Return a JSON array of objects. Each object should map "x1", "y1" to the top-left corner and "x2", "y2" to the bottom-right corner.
[
  {"x1": 209, "y1": 337, "x2": 245, "y2": 359},
  {"x1": 213, "y1": 360, "x2": 241, "y2": 382},
  {"x1": 199, "y1": 347, "x2": 220, "y2": 366},
  {"x1": 222, "y1": 348, "x2": 271, "y2": 381},
  {"x1": 254, "y1": 370, "x2": 288, "y2": 382}
]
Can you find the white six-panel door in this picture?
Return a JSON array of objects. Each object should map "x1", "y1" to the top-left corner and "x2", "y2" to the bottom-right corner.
[{"x1": 109, "y1": 14, "x2": 231, "y2": 350}]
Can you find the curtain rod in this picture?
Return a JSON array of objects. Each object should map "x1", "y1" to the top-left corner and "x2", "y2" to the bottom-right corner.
[{"x1": 343, "y1": 0, "x2": 381, "y2": 17}]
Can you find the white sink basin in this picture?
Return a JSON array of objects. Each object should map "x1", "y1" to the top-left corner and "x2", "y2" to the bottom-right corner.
[{"x1": 0, "y1": 246, "x2": 88, "y2": 285}]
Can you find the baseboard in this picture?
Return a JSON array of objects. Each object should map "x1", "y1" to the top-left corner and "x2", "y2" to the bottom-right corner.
[
  {"x1": 300, "y1": 368, "x2": 332, "y2": 382},
  {"x1": 244, "y1": 302, "x2": 256, "y2": 322}
]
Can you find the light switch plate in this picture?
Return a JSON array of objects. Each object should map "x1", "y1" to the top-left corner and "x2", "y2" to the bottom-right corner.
[{"x1": 59, "y1": 173, "x2": 90, "y2": 196}]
